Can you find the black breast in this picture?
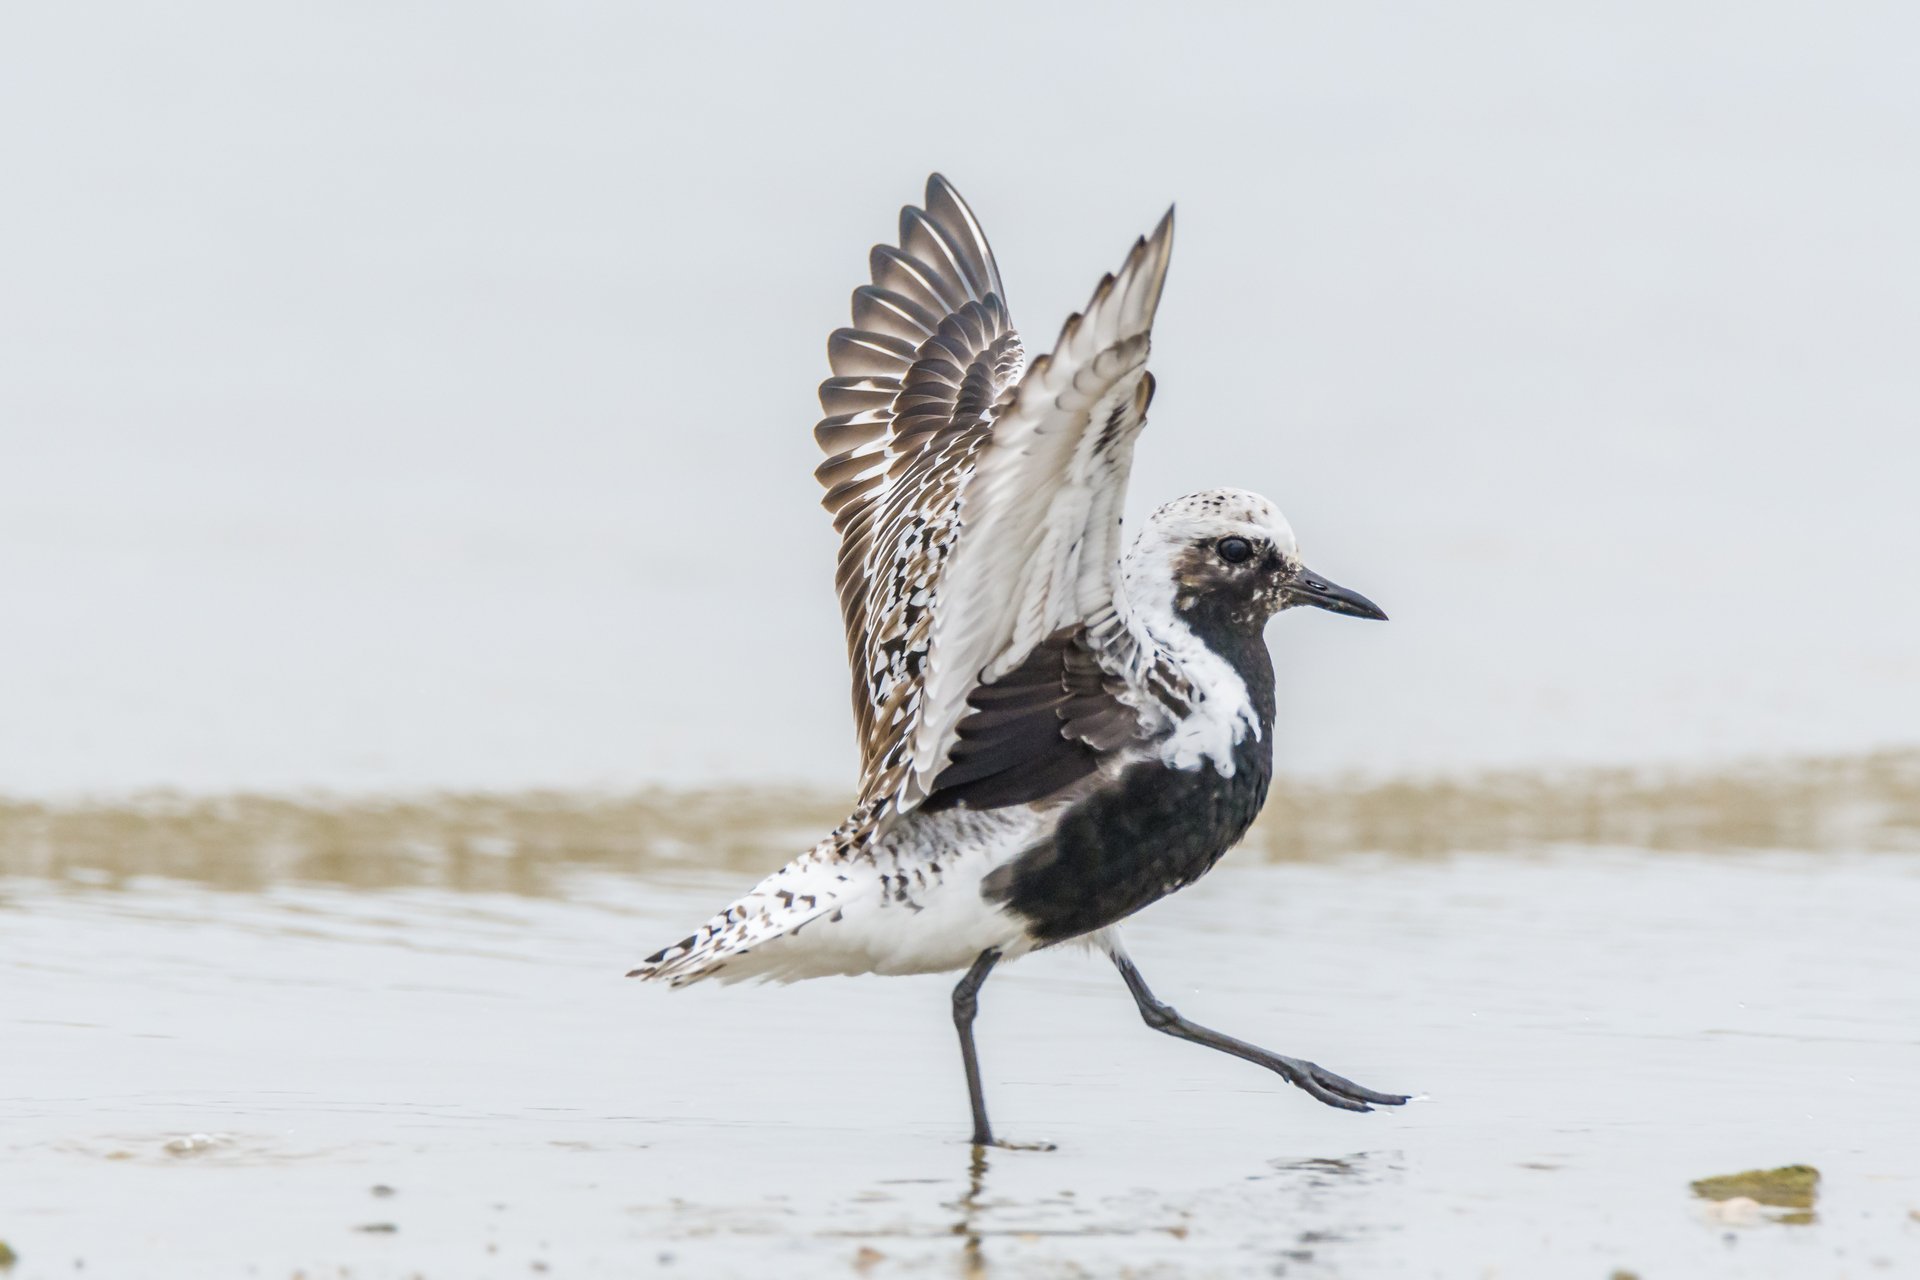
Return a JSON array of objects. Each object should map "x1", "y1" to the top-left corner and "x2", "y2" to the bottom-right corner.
[{"x1": 982, "y1": 604, "x2": 1277, "y2": 945}]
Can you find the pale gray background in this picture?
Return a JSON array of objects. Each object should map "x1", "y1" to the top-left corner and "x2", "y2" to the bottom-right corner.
[{"x1": 2, "y1": 2, "x2": 1915, "y2": 794}]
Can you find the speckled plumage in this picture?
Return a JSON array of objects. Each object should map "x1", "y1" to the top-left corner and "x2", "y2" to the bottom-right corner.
[
  {"x1": 631, "y1": 175, "x2": 1205, "y2": 986},
  {"x1": 629, "y1": 175, "x2": 1407, "y2": 1140},
  {"x1": 629, "y1": 179, "x2": 1312, "y2": 985}
]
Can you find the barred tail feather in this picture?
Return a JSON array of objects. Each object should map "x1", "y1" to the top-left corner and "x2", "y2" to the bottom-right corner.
[
  {"x1": 627, "y1": 884, "x2": 839, "y2": 987},
  {"x1": 627, "y1": 819, "x2": 874, "y2": 987}
]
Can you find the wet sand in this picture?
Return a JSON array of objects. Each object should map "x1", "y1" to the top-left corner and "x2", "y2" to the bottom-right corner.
[{"x1": 6, "y1": 759, "x2": 1920, "y2": 1277}]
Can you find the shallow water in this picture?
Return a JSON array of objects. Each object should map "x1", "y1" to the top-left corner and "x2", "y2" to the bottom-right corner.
[{"x1": 6, "y1": 775, "x2": 1920, "y2": 1278}]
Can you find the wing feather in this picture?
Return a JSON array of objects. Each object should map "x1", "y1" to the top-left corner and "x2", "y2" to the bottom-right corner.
[
  {"x1": 810, "y1": 176, "x2": 1173, "y2": 821},
  {"x1": 817, "y1": 376, "x2": 899, "y2": 416},
  {"x1": 813, "y1": 177, "x2": 1024, "y2": 794},
  {"x1": 826, "y1": 328, "x2": 918, "y2": 377},
  {"x1": 869, "y1": 245, "x2": 964, "y2": 317},
  {"x1": 895, "y1": 210, "x2": 1175, "y2": 809},
  {"x1": 851, "y1": 286, "x2": 942, "y2": 342},
  {"x1": 921, "y1": 626, "x2": 1141, "y2": 812}
]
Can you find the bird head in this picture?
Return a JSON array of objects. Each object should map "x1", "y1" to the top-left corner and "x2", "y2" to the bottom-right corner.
[{"x1": 1121, "y1": 487, "x2": 1386, "y2": 633}]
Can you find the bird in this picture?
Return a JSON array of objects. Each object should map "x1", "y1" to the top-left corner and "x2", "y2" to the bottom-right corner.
[{"x1": 630, "y1": 174, "x2": 1407, "y2": 1146}]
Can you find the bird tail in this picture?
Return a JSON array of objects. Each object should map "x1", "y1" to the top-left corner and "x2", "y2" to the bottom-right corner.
[
  {"x1": 626, "y1": 901, "x2": 768, "y2": 987},
  {"x1": 626, "y1": 821, "x2": 867, "y2": 987}
]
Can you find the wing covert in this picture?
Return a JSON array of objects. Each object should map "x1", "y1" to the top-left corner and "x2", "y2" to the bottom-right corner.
[{"x1": 921, "y1": 625, "x2": 1146, "y2": 812}]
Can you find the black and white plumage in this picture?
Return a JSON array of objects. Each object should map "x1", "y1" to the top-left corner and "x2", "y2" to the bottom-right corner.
[{"x1": 632, "y1": 176, "x2": 1407, "y2": 1143}]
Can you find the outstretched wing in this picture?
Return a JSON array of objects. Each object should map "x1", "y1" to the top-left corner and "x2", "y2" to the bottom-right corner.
[
  {"x1": 812, "y1": 176, "x2": 1175, "y2": 819},
  {"x1": 901, "y1": 209, "x2": 1175, "y2": 812},
  {"x1": 813, "y1": 175, "x2": 1024, "y2": 801}
]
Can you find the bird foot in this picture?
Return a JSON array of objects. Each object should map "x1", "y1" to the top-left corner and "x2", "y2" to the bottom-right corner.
[
  {"x1": 970, "y1": 1136, "x2": 1057, "y2": 1152},
  {"x1": 1271, "y1": 1056, "x2": 1409, "y2": 1113}
]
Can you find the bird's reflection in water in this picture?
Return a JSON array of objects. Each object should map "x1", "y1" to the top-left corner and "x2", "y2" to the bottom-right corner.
[
  {"x1": 1265, "y1": 1150, "x2": 1401, "y2": 1187},
  {"x1": 1259, "y1": 1150, "x2": 1405, "y2": 1272},
  {"x1": 951, "y1": 1143, "x2": 991, "y2": 1279},
  {"x1": 942, "y1": 1144, "x2": 1398, "y2": 1277}
]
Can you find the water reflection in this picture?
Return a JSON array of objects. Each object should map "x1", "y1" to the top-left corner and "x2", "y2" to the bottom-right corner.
[
  {"x1": 9, "y1": 809, "x2": 1918, "y2": 1276},
  {"x1": 1257, "y1": 1152, "x2": 1405, "y2": 1275},
  {"x1": 952, "y1": 1144, "x2": 990, "y2": 1280},
  {"x1": 2, "y1": 750, "x2": 1915, "y2": 896}
]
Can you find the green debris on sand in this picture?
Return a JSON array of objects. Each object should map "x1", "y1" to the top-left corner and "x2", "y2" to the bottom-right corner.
[
  {"x1": 1690, "y1": 1164, "x2": 1820, "y2": 1209},
  {"x1": 0, "y1": 1239, "x2": 17, "y2": 1268}
]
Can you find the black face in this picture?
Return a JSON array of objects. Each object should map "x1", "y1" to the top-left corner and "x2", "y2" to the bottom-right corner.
[
  {"x1": 1175, "y1": 535, "x2": 1388, "y2": 628},
  {"x1": 1174, "y1": 534, "x2": 1288, "y2": 627}
]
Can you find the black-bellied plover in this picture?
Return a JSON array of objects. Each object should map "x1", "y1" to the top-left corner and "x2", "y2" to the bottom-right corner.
[{"x1": 631, "y1": 175, "x2": 1406, "y2": 1146}]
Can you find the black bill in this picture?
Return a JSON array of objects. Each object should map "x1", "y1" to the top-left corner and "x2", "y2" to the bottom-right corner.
[{"x1": 1287, "y1": 569, "x2": 1388, "y2": 621}]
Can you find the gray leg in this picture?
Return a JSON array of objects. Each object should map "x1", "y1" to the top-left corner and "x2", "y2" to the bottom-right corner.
[
  {"x1": 1108, "y1": 946, "x2": 1408, "y2": 1112},
  {"x1": 952, "y1": 948, "x2": 1002, "y2": 1145}
]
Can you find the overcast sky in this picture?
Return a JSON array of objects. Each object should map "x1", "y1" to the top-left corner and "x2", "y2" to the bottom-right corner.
[{"x1": 2, "y1": 2, "x2": 1916, "y2": 795}]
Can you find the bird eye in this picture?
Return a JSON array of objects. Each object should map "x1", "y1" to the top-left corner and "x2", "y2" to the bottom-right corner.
[{"x1": 1215, "y1": 536, "x2": 1254, "y2": 565}]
